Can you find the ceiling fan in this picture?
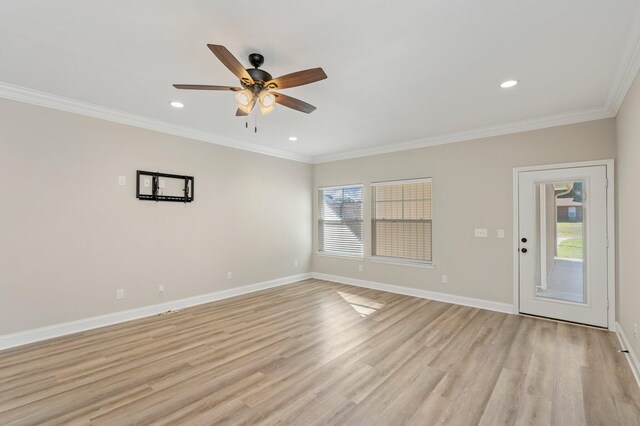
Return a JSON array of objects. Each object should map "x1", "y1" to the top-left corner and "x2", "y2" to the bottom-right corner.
[{"x1": 173, "y1": 44, "x2": 327, "y2": 118}]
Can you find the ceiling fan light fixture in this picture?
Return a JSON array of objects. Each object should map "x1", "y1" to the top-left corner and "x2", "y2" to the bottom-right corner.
[
  {"x1": 236, "y1": 89, "x2": 256, "y2": 114},
  {"x1": 259, "y1": 103, "x2": 274, "y2": 115},
  {"x1": 236, "y1": 89, "x2": 253, "y2": 107},
  {"x1": 260, "y1": 92, "x2": 276, "y2": 107},
  {"x1": 500, "y1": 80, "x2": 518, "y2": 88},
  {"x1": 259, "y1": 91, "x2": 276, "y2": 115}
]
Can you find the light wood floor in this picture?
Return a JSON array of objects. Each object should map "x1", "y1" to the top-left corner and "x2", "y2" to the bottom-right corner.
[{"x1": 1, "y1": 279, "x2": 639, "y2": 425}]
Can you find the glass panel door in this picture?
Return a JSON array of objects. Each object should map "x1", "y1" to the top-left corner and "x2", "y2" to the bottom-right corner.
[
  {"x1": 535, "y1": 180, "x2": 586, "y2": 303},
  {"x1": 518, "y1": 166, "x2": 608, "y2": 328}
]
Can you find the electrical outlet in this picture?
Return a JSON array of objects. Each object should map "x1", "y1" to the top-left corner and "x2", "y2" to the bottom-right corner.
[
  {"x1": 442, "y1": 275, "x2": 448, "y2": 284},
  {"x1": 634, "y1": 323, "x2": 638, "y2": 340},
  {"x1": 358, "y1": 264, "x2": 363, "y2": 272},
  {"x1": 474, "y1": 228, "x2": 488, "y2": 238},
  {"x1": 294, "y1": 260, "x2": 299, "y2": 268},
  {"x1": 116, "y1": 289, "x2": 124, "y2": 300},
  {"x1": 118, "y1": 176, "x2": 126, "y2": 186},
  {"x1": 497, "y1": 229, "x2": 505, "y2": 239},
  {"x1": 227, "y1": 271, "x2": 232, "y2": 280},
  {"x1": 158, "y1": 284, "x2": 164, "y2": 293}
]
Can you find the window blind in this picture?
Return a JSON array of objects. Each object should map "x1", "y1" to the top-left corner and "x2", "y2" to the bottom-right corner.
[
  {"x1": 318, "y1": 185, "x2": 363, "y2": 256},
  {"x1": 371, "y1": 178, "x2": 432, "y2": 262}
]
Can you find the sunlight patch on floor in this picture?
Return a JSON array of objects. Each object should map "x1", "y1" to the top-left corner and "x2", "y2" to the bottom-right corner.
[{"x1": 337, "y1": 291, "x2": 385, "y2": 317}]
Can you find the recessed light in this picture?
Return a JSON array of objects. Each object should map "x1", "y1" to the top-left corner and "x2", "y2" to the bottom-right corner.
[
  {"x1": 170, "y1": 101, "x2": 184, "y2": 108},
  {"x1": 288, "y1": 137, "x2": 298, "y2": 142},
  {"x1": 500, "y1": 80, "x2": 518, "y2": 88}
]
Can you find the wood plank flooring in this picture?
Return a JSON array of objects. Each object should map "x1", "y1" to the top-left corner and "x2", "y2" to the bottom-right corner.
[{"x1": 0, "y1": 279, "x2": 638, "y2": 425}]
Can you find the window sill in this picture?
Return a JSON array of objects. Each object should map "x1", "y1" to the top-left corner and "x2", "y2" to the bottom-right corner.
[
  {"x1": 369, "y1": 256, "x2": 434, "y2": 269},
  {"x1": 316, "y1": 252, "x2": 364, "y2": 260}
]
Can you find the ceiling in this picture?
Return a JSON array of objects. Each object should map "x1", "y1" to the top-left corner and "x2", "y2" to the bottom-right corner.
[{"x1": 1, "y1": 0, "x2": 640, "y2": 163}]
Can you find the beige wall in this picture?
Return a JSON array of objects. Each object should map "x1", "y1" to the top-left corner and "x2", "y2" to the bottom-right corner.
[
  {"x1": 616, "y1": 70, "x2": 640, "y2": 358},
  {"x1": 0, "y1": 96, "x2": 622, "y2": 338},
  {"x1": 0, "y1": 99, "x2": 312, "y2": 335},
  {"x1": 313, "y1": 119, "x2": 616, "y2": 304}
]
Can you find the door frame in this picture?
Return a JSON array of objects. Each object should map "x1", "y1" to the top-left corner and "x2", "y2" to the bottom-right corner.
[{"x1": 512, "y1": 159, "x2": 616, "y2": 331}]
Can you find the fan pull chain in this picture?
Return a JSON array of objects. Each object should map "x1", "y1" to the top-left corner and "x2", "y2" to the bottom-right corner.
[
  {"x1": 254, "y1": 113, "x2": 258, "y2": 133},
  {"x1": 245, "y1": 115, "x2": 248, "y2": 129}
]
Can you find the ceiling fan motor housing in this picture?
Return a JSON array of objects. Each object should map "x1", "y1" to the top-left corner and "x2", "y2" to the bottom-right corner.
[
  {"x1": 243, "y1": 53, "x2": 273, "y2": 89},
  {"x1": 246, "y1": 68, "x2": 273, "y2": 85}
]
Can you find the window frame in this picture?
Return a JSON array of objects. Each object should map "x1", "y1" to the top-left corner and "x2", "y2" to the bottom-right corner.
[
  {"x1": 370, "y1": 177, "x2": 433, "y2": 266},
  {"x1": 317, "y1": 184, "x2": 364, "y2": 258}
]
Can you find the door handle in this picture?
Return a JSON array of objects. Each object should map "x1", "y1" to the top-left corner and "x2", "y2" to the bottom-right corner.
[{"x1": 521, "y1": 248, "x2": 528, "y2": 253}]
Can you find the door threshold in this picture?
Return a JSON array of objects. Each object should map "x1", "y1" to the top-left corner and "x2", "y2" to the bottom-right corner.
[{"x1": 518, "y1": 312, "x2": 608, "y2": 330}]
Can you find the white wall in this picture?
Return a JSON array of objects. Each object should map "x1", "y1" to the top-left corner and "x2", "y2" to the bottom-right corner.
[
  {"x1": 0, "y1": 99, "x2": 312, "y2": 335},
  {"x1": 616, "y1": 69, "x2": 640, "y2": 359},
  {"x1": 313, "y1": 119, "x2": 616, "y2": 305}
]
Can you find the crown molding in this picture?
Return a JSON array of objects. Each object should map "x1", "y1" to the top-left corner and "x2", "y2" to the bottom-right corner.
[
  {"x1": 0, "y1": 82, "x2": 312, "y2": 164},
  {"x1": 311, "y1": 106, "x2": 614, "y2": 163},
  {"x1": 0, "y1": 81, "x2": 619, "y2": 166},
  {"x1": 606, "y1": 2, "x2": 640, "y2": 115}
]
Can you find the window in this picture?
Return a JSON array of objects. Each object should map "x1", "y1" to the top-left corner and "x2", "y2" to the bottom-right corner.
[
  {"x1": 371, "y1": 178, "x2": 432, "y2": 263},
  {"x1": 318, "y1": 185, "x2": 363, "y2": 256}
]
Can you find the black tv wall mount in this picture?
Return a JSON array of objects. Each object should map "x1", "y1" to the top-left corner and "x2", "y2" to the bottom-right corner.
[{"x1": 136, "y1": 170, "x2": 194, "y2": 203}]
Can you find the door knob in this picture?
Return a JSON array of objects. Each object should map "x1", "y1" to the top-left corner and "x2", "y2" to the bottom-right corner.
[
  {"x1": 521, "y1": 248, "x2": 528, "y2": 253},
  {"x1": 521, "y1": 237, "x2": 527, "y2": 243}
]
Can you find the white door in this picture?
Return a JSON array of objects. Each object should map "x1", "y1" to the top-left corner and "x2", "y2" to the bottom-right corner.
[{"x1": 518, "y1": 166, "x2": 608, "y2": 327}]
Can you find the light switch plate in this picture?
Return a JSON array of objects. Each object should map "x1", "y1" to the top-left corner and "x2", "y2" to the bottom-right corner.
[
  {"x1": 497, "y1": 229, "x2": 505, "y2": 239},
  {"x1": 118, "y1": 176, "x2": 126, "y2": 186},
  {"x1": 474, "y1": 228, "x2": 488, "y2": 238}
]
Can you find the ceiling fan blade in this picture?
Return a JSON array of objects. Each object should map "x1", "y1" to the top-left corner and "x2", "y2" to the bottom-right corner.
[
  {"x1": 173, "y1": 84, "x2": 242, "y2": 91},
  {"x1": 265, "y1": 68, "x2": 327, "y2": 90},
  {"x1": 273, "y1": 92, "x2": 317, "y2": 114},
  {"x1": 207, "y1": 44, "x2": 254, "y2": 85}
]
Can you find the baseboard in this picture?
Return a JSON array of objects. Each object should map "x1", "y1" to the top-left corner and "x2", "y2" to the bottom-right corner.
[
  {"x1": 312, "y1": 272, "x2": 514, "y2": 314},
  {"x1": 616, "y1": 322, "x2": 640, "y2": 390},
  {"x1": 0, "y1": 273, "x2": 312, "y2": 351}
]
